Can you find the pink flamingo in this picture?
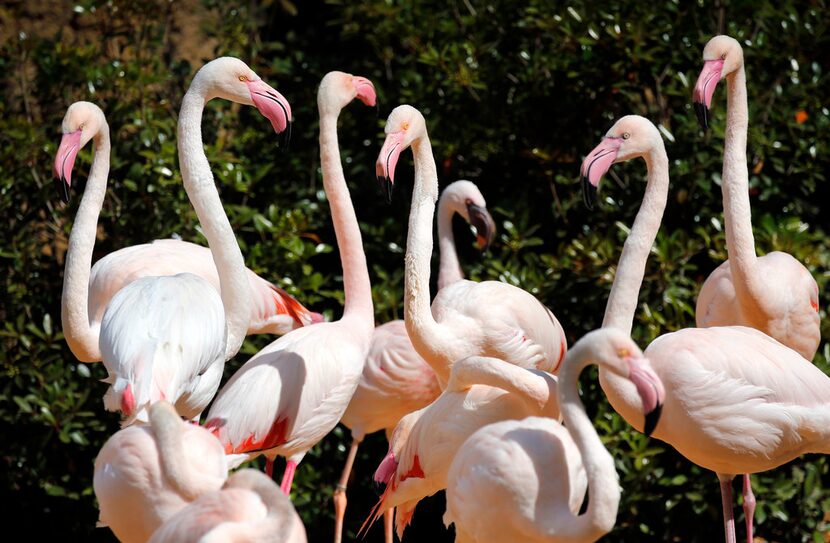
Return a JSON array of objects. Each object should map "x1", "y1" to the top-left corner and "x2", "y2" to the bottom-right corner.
[
  {"x1": 83, "y1": 58, "x2": 293, "y2": 424},
  {"x1": 582, "y1": 115, "x2": 830, "y2": 543},
  {"x1": 93, "y1": 401, "x2": 227, "y2": 543},
  {"x1": 365, "y1": 354, "x2": 560, "y2": 537},
  {"x1": 692, "y1": 35, "x2": 820, "y2": 361},
  {"x1": 333, "y1": 179, "x2": 495, "y2": 543},
  {"x1": 55, "y1": 103, "x2": 315, "y2": 366},
  {"x1": 204, "y1": 71, "x2": 377, "y2": 495},
  {"x1": 444, "y1": 327, "x2": 666, "y2": 543},
  {"x1": 375, "y1": 104, "x2": 567, "y2": 387},
  {"x1": 148, "y1": 469, "x2": 307, "y2": 543}
]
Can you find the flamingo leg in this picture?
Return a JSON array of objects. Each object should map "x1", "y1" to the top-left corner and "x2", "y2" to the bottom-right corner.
[
  {"x1": 742, "y1": 474, "x2": 756, "y2": 543},
  {"x1": 280, "y1": 459, "x2": 298, "y2": 496},
  {"x1": 383, "y1": 508, "x2": 394, "y2": 543},
  {"x1": 265, "y1": 458, "x2": 274, "y2": 479},
  {"x1": 334, "y1": 438, "x2": 361, "y2": 543},
  {"x1": 718, "y1": 474, "x2": 737, "y2": 543}
]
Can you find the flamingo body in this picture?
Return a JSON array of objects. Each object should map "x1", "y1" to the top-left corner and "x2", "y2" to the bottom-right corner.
[
  {"x1": 100, "y1": 273, "x2": 226, "y2": 423},
  {"x1": 444, "y1": 417, "x2": 587, "y2": 543}
]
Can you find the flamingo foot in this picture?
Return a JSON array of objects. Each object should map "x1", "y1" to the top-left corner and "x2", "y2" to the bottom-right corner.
[
  {"x1": 718, "y1": 474, "x2": 737, "y2": 543},
  {"x1": 742, "y1": 474, "x2": 756, "y2": 543},
  {"x1": 280, "y1": 460, "x2": 298, "y2": 496}
]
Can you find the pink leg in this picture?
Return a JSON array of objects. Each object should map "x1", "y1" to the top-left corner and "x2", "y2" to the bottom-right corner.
[
  {"x1": 334, "y1": 439, "x2": 361, "y2": 543},
  {"x1": 280, "y1": 460, "x2": 298, "y2": 496},
  {"x1": 383, "y1": 508, "x2": 394, "y2": 543},
  {"x1": 718, "y1": 474, "x2": 737, "y2": 543},
  {"x1": 742, "y1": 474, "x2": 756, "y2": 543},
  {"x1": 265, "y1": 458, "x2": 274, "y2": 479}
]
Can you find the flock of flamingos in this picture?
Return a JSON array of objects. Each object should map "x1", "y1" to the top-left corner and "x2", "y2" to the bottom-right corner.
[{"x1": 52, "y1": 33, "x2": 827, "y2": 542}]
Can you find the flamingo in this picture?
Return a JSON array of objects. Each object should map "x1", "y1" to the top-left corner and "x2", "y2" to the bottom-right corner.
[
  {"x1": 444, "y1": 327, "x2": 666, "y2": 543},
  {"x1": 364, "y1": 354, "x2": 560, "y2": 537},
  {"x1": 333, "y1": 179, "x2": 495, "y2": 543},
  {"x1": 93, "y1": 401, "x2": 227, "y2": 543},
  {"x1": 204, "y1": 71, "x2": 376, "y2": 495},
  {"x1": 375, "y1": 105, "x2": 567, "y2": 387},
  {"x1": 692, "y1": 35, "x2": 820, "y2": 360},
  {"x1": 87, "y1": 57, "x2": 294, "y2": 424},
  {"x1": 55, "y1": 103, "x2": 315, "y2": 367},
  {"x1": 148, "y1": 469, "x2": 307, "y2": 543},
  {"x1": 581, "y1": 114, "x2": 830, "y2": 543}
]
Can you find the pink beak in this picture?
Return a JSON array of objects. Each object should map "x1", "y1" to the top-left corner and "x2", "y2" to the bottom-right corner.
[
  {"x1": 246, "y1": 79, "x2": 292, "y2": 146},
  {"x1": 53, "y1": 130, "x2": 82, "y2": 203},
  {"x1": 627, "y1": 356, "x2": 666, "y2": 436},
  {"x1": 579, "y1": 137, "x2": 621, "y2": 209},
  {"x1": 354, "y1": 76, "x2": 377, "y2": 107},
  {"x1": 692, "y1": 59, "x2": 724, "y2": 129},
  {"x1": 376, "y1": 131, "x2": 406, "y2": 202}
]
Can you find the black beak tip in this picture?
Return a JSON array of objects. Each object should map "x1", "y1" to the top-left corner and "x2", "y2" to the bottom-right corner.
[
  {"x1": 279, "y1": 121, "x2": 293, "y2": 153},
  {"x1": 643, "y1": 403, "x2": 663, "y2": 437},
  {"x1": 55, "y1": 176, "x2": 70, "y2": 204},
  {"x1": 581, "y1": 176, "x2": 597, "y2": 210},
  {"x1": 376, "y1": 176, "x2": 393, "y2": 204},
  {"x1": 693, "y1": 102, "x2": 709, "y2": 131}
]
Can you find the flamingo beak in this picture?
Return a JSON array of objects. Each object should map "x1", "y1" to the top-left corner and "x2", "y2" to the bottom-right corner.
[
  {"x1": 466, "y1": 202, "x2": 496, "y2": 253},
  {"x1": 354, "y1": 77, "x2": 377, "y2": 107},
  {"x1": 692, "y1": 59, "x2": 725, "y2": 130},
  {"x1": 53, "y1": 130, "x2": 82, "y2": 203},
  {"x1": 376, "y1": 130, "x2": 405, "y2": 203},
  {"x1": 579, "y1": 137, "x2": 622, "y2": 209},
  {"x1": 246, "y1": 79, "x2": 293, "y2": 149},
  {"x1": 627, "y1": 355, "x2": 666, "y2": 437}
]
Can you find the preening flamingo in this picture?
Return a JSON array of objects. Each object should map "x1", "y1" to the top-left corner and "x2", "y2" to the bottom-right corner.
[
  {"x1": 205, "y1": 71, "x2": 376, "y2": 495},
  {"x1": 692, "y1": 35, "x2": 820, "y2": 360},
  {"x1": 333, "y1": 179, "x2": 494, "y2": 543},
  {"x1": 55, "y1": 106, "x2": 316, "y2": 366},
  {"x1": 375, "y1": 104, "x2": 567, "y2": 388},
  {"x1": 444, "y1": 327, "x2": 666, "y2": 543},
  {"x1": 148, "y1": 469, "x2": 307, "y2": 543},
  {"x1": 365, "y1": 355, "x2": 560, "y2": 537},
  {"x1": 90, "y1": 57, "x2": 294, "y2": 424},
  {"x1": 93, "y1": 401, "x2": 227, "y2": 543},
  {"x1": 582, "y1": 115, "x2": 830, "y2": 543}
]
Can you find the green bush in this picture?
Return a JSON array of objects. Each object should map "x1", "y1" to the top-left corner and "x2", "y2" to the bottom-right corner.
[{"x1": 1, "y1": 0, "x2": 828, "y2": 541}]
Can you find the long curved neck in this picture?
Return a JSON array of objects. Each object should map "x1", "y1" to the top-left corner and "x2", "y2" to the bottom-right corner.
[
  {"x1": 151, "y1": 403, "x2": 217, "y2": 500},
  {"x1": 177, "y1": 89, "x2": 251, "y2": 360},
  {"x1": 318, "y1": 107, "x2": 373, "y2": 326},
  {"x1": 436, "y1": 197, "x2": 463, "y2": 290},
  {"x1": 448, "y1": 356, "x2": 559, "y2": 418},
  {"x1": 404, "y1": 137, "x2": 459, "y2": 386},
  {"x1": 602, "y1": 150, "x2": 669, "y2": 334},
  {"x1": 558, "y1": 350, "x2": 620, "y2": 540},
  {"x1": 722, "y1": 65, "x2": 765, "y2": 313},
  {"x1": 61, "y1": 127, "x2": 110, "y2": 362}
]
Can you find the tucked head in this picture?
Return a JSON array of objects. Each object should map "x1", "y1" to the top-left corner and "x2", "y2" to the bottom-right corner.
[
  {"x1": 579, "y1": 115, "x2": 663, "y2": 208},
  {"x1": 192, "y1": 57, "x2": 292, "y2": 141},
  {"x1": 568, "y1": 327, "x2": 665, "y2": 436},
  {"x1": 318, "y1": 71, "x2": 377, "y2": 115},
  {"x1": 375, "y1": 105, "x2": 427, "y2": 201},
  {"x1": 440, "y1": 180, "x2": 496, "y2": 252},
  {"x1": 53, "y1": 101, "x2": 108, "y2": 203},
  {"x1": 693, "y1": 35, "x2": 744, "y2": 129}
]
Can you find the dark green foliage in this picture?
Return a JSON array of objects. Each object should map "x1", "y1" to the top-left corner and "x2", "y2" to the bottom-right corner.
[{"x1": 1, "y1": 0, "x2": 828, "y2": 541}]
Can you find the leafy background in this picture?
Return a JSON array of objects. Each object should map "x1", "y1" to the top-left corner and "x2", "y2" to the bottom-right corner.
[{"x1": 2, "y1": 0, "x2": 829, "y2": 541}]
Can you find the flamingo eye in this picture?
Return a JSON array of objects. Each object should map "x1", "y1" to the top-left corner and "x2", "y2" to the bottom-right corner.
[
  {"x1": 622, "y1": 132, "x2": 630, "y2": 140},
  {"x1": 616, "y1": 348, "x2": 631, "y2": 358},
  {"x1": 238, "y1": 75, "x2": 248, "y2": 82},
  {"x1": 720, "y1": 53, "x2": 726, "y2": 60}
]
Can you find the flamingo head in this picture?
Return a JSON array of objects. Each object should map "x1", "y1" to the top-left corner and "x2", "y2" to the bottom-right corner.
[
  {"x1": 440, "y1": 180, "x2": 496, "y2": 252},
  {"x1": 376, "y1": 105, "x2": 427, "y2": 203},
  {"x1": 196, "y1": 57, "x2": 293, "y2": 148},
  {"x1": 318, "y1": 71, "x2": 377, "y2": 116},
  {"x1": 693, "y1": 35, "x2": 743, "y2": 130},
  {"x1": 53, "y1": 101, "x2": 107, "y2": 203},
  {"x1": 579, "y1": 115, "x2": 663, "y2": 209}
]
